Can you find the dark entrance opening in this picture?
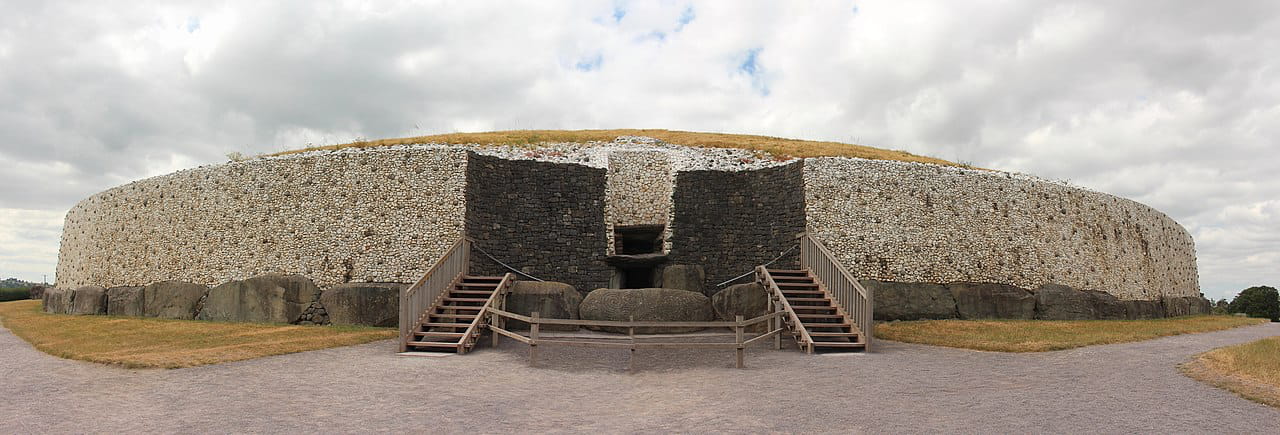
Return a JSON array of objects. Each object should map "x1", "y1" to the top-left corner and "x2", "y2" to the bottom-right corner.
[{"x1": 609, "y1": 225, "x2": 667, "y2": 289}]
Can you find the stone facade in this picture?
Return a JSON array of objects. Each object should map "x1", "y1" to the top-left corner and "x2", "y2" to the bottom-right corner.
[
  {"x1": 464, "y1": 153, "x2": 611, "y2": 293},
  {"x1": 668, "y1": 161, "x2": 806, "y2": 290},
  {"x1": 57, "y1": 147, "x2": 468, "y2": 288},
  {"x1": 56, "y1": 141, "x2": 1200, "y2": 310},
  {"x1": 804, "y1": 157, "x2": 1200, "y2": 300}
]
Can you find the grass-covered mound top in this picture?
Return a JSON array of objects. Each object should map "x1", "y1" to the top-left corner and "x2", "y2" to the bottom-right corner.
[{"x1": 274, "y1": 129, "x2": 963, "y2": 167}]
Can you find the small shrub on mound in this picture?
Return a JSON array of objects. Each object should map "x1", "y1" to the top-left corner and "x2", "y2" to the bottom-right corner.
[{"x1": 1228, "y1": 286, "x2": 1280, "y2": 321}]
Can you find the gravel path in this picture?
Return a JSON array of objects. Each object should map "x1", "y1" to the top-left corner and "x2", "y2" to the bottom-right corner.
[{"x1": 4, "y1": 323, "x2": 1279, "y2": 433}]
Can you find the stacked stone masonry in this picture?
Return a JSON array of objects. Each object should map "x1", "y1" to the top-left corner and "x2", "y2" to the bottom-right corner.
[{"x1": 57, "y1": 140, "x2": 1201, "y2": 318}]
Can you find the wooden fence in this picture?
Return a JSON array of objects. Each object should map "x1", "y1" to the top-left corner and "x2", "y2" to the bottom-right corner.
[{"x1": 486, "y1": 308, "x2": 787, "y2": 370}]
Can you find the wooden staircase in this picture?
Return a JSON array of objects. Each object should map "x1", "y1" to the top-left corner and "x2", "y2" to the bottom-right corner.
[
  {"x1": 405, "y1": 274, "x2": 511, "y2": 354},
  {"x1": 765, "y1": 268, "x2": 866, "y2": 353}
]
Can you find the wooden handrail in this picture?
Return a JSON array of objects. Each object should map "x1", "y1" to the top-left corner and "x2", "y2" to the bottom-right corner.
[
  {"x1": 399, "y1": 237, "x2": 472, "y2": 352},
  {"x1": 758, "y1": 266, "x2": 815, "y2": 352},
  {"x1": 799, "y1": 233, "x2": 875, "y2": 352}
]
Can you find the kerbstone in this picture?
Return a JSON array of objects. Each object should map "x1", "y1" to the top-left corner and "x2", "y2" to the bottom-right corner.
[
  {"x1": 69, "y1": 286, "x2": 107, "y2": 315},
  {"x1": 503, "y1": 281, "x2": 582, "y2": 331},
  {"x1": 660, "y1": 264, "x2": 705, "y2": 295},
  {"x1": 198, "y1": 274, "x2": 320, "y2": 324},
  {"x1": 947, "y1": 282, "x2": 1035, "y2": 319},
  {"x1": 710, "y1": 282, "x2": 769, "y2": 332},
  {"x1": 106, "y1": 286, "x2": 145, "y2": 317},
  {"x1": 1035, "y1": 284, "x2": 1095, "y2": 320},
  {"x1": 143, "y1": 281, "x2": 208, "y2": 320},
  {"x1": 864, "y1": 280, "x2": 957, "y2": 321},
  {"x1": 320, "y1": 283, "x2": 403, "y2": 327},
  {"x1": 579, "y1": 288, "x2": 714, "y2": 334}
]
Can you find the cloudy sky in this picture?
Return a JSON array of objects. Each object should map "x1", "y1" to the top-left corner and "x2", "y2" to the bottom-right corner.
[{"x1": 1, "y1": 1, "x2": 1276, "y2": 300}]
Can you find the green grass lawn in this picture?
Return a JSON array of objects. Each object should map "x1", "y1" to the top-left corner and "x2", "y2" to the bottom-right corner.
[
  {"x1": 0, "y1": 299, "x2": 396, "y2": 369},
  {"x1": 875, "y1": 315, "x2": 1268, "y2": 352}
]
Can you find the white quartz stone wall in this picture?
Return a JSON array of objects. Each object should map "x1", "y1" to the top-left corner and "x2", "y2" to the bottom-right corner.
[
  {"x1": 56, "y1": 148, "x2": 468, "y2": 288},
  {"x1": 803, "y1": 157, "x2": 1200, "y2": 300},
  {"x1": 604, "y1": 150, "x2": 675, "y2": 254}
]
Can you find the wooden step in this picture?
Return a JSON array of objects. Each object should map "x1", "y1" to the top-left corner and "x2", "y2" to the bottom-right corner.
[
  {"x1": 463, "y1": 276, "x2": 504, "y2": 281},
  {"x1": 443, "y1": 297, "x2": 490, "y2": 303},
  {"x1": 767, "y1": 269, "x2": 809, "y2": 275},
  {"x1": 773, "y1": 276, "x2": 813, "y2": 281},
  {"x1": 435, "y1": 305, "x2": 483, "y2": 311},
  {"x1": 810, "y1": 332, "x2": 858, "y2": 337},
  {"x1": 781, "y1": 290, "x2": 824, "y2": 296},
  {"x1": 414, "y1": 331, "x2": 464, "y2": 338},
  {"x1": 797, "y1": 314, "x2": 844, "y2": 319},
  {"x1": 429, "y1": 313, "x2": 478, "y2": 319},
  {"x1": 450, "y1": 290, "x2": 495, "y2": 295},
  {"x1": 805, "y1": 322, "x2": 853, "y2": 329},
  {"x1": 457, "y1": 283, "x2": 499, "y2": 288},
  {"x1": 422, "y1": 322, "x2": 470, "y2": 328},
  {"x1": 810, "y1": 342, "x2": 865, "y2": 348},
  {"x1": 406, "y1": 341, "x2": 460, "y2": 348},
  {"x1": 777, "y1": 282, "x2": 818, "y2": 288},
  {"x1": 786, "y1": 297, "x2": 830, "y2": 303},
  {"x1": 790, "y1": 305, "x2": 836, "y2": 311}
]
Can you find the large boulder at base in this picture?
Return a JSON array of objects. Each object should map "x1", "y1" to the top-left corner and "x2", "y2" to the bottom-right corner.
[
  {"x1": 1124, "y1": 300, "x2": 1165, "y2": 319},
  {"x1": 42, "y1": 287, "x2": 73, "y2": 314},
  {"x1": 29, "y1": 285, "x2": 46, "y2": 300},
  {"x1": 1034, "y1": 284, "x2": 1095, "y2": 320},
  {"x1": 503, "y1": 281, "x2": 582, "y2": 331},
  {"x1": 660, "y1": 264, "x2": 706, "y2": 295},
  {"x1": 106, "y1": 286, "x2": 145, "y2": 317},
  {"x1": 198, "y1": 274, "x2": 320, "y2": 324},
  {"x1": 579, "y1": 288, "x2": 714, "y2": 334},
  {"x1": 711, "y1": 282, "x2": 770, "y2": 332},
  {"x1": 320, "y1": 283, "x2": 403, "y2": 327},
  {"x1": 69, "y1": 286, "x2": 107, "y2": 315},
  {"x1": 1162, "y1": 296, "x2": 1193, "y2": 317},
  {"x1": 1191, "y1": 297, "x2": 1212, "y2": 315},
  {"x1": 863, "y1": 280, "x2": 957, "y2": 321},
  {"x1": 947, "y1": 282, "x2": 1035, "y2": 319},
  {"x1": 1087, "y1": 291, "x2": 1127, "y2": 320},
  {"x1": 143, "y1": 281, "x2": 208, "y2": 319}
]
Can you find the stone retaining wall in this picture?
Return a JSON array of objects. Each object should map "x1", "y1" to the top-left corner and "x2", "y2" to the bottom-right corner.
[
  {"x1": 804, "y1": 157, "x2": 1200, "y2": 300},
  {"x1": 668, "y1": 161, "x2": 806, "y2": 290},
  {"x1": 464, "y1": 153, "x2": 611, "y2": 293},
  {"x1": 56, "y1": 148, "x2": 468, "y2": 288}
]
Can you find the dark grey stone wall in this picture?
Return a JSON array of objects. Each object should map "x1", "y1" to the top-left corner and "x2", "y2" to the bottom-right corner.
[
  {"x1": 866, "y1": 280, "x2": 1212, "y2": 321},
  {"x1": 668, "y1": 161, "x2": 806, "y2": 291},
  {"x1": 464, "y1": 153, "x2": 610, "y2": 293}
]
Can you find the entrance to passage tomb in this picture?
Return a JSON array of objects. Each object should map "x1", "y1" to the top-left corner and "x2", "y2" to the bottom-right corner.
[{"x1": 609, "y1": 224, "x2": 667, "y2": 289}]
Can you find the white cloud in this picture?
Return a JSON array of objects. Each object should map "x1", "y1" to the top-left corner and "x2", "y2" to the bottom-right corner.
[{"x1": 1, "y1": 0, "x2": 1278, "y2": 300}]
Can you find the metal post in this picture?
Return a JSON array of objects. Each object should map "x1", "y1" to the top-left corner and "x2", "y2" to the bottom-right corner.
[{"x1": 628, "y1": 315, "x2": 636, "y2": 373}]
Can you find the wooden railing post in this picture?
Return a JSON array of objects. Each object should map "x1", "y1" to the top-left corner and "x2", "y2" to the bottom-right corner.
[
  {"x1": 529, "y1": 311, "x2": 540, "y2": 367},
  {"x1": 628, "y1": 315, "x2": 636, "y2": 373},
  {"x1": 735, "y1": 315, "x2": 745, "y2": 369}
]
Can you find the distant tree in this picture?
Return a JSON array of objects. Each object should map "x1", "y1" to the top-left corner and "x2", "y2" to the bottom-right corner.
[
  {"x1": 1228, "y1": 286, "x2": 1280, "y2": 321},
  {"x1": 1212, "y1": 298, "x2": 1230, "y2": 315}
]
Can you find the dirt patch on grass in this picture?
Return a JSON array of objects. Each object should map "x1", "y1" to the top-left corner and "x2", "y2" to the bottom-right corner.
[
  {"x1": 876, "y1": 315, "x2": 1268, "y2": 352},
  {"x1": 270, "y1": 129, "x2": 967, "y2": 167},
  {"x1": 1182, "y1": 335, "x2": 1280, "y2": 408},
  {"x1": 0, "y1": 300, "x2": 395, "y2": 368}
]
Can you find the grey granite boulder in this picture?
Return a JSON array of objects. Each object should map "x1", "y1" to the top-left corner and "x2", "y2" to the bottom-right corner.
[
  {"x1": 864, "y1": 280, "x2": 957, "y2": 321},
  {"x1": 69, "y1": 286, "x2": 107, "y2": 315},
  {"x1": 106, "y1": 286, "x2": 145, "y2": 317},
  {"x1": 503, "y1": 281, "x2": 581, "y2": 331},
  {"x1": 711, "y1": 282, "x2": 769, "y2": 331},
  {"x1": 947, "y1": 282, "x2": 1035, "y2": 319},
  {"x1": 1087, "y1": 291, "x2": 1127, "y2": 320},
  {"x1": 579, "y1": 288, "x2": 714, "y2": 334},
  {"x1": 1162, "y1": 296, "x2": 1193, "y2": 317},
  {"x1": 660, "y1": 264, "x2": 706, "y2": 295},
  {"x1": 320, "y1": 283, "x2": 403, "y2": 327},
  {"x1": 1034, "y1": 284, "x2": 1095, "y2": 320},
  {"x1": 198, "y1": 274, "x2": 320, "y2": 324},
  {"x1": 1123, "y1": 299, "x2": 1165, "y2": 319},
  {"x1": 143, "y1": 281, "x2": 208, "y2": 319},
  {"x1": 42, "y1": 287, "x2": 73, "y2": 314}
]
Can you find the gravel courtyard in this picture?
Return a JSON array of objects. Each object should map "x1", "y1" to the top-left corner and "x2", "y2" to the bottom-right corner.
[{"x1": 4, "y1": 323, "x2": 1279, "y2": 433}]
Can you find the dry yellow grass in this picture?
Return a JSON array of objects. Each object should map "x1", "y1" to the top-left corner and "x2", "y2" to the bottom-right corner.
[
  {"x1": 0, "y1": 300, "x2": 395, "y2": 369},
  {"x1": 1182, "y1": 335, "x2": 1280, "y2": 408},
  {"x1": 875, "y1": 316, "x2": 1267, "y2": 352},
  {"x1": 271, "y1": 129, "x2": 966, "y2": 167}
]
